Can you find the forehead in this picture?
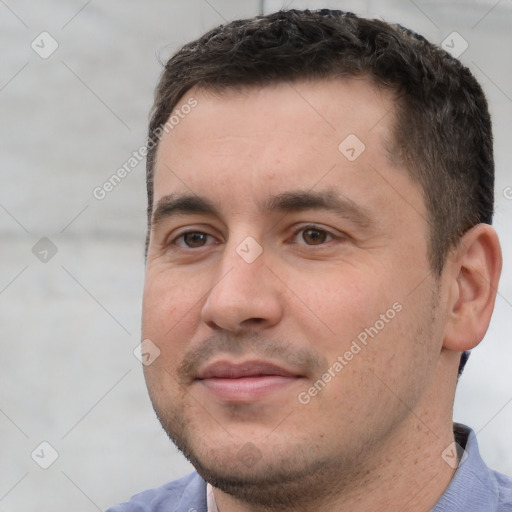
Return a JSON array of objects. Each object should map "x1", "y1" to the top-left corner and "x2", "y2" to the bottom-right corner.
[
  {"x1": 157, "y1": 78, "x2": 394, "y2": 154},
  {"x1": 152, "y1": 78, "x2": 420, "y2": 218}
]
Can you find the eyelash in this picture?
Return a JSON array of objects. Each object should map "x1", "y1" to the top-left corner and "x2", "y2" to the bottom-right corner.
[
  {"x1": 290, "y1": 225, "x2": 337, "y2": 245},
  {"x1": 173, "y1": 231, "x2": 218, "y2": 248},
  {"x1": 171, "y1": 224, "x2": 339, "y2": 249}
]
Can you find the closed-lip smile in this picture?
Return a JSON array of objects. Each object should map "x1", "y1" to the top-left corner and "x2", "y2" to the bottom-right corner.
[{"x1": 195, "y1": 360, "x2": 302, "y2": 402}]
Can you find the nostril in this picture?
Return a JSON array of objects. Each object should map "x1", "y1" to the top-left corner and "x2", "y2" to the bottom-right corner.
[{"x1": 238, "y1": 317, "x2": 266, "y2": 328}]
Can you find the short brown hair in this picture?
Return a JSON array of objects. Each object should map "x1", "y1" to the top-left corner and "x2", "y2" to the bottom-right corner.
[{"x1": 146, "y1": 9, "x2": 494, "y2": 275}]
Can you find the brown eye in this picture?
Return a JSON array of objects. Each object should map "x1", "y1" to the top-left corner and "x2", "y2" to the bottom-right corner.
[
  {"x1": 181, "y1": 232, "x2": 209, "y2": 248},
  {"x1": 302, "y1": 228, "x2": 329, "y2": 245}
]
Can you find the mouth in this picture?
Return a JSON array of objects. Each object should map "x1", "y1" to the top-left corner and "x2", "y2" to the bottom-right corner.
[{"x1": 195, "y1": 360, "x2": 303, "y2": 402}]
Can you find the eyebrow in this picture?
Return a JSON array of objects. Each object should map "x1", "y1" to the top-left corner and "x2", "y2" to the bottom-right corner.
[
  {"x1": 264, "y1": 190, "x2": 373, "y2": 228},
  {"x1": 151, "y1": 190, "x2": 373, "y2": 228},
  {"x1": 151, "y1": 195, "x2": 219, "y2": 226}
]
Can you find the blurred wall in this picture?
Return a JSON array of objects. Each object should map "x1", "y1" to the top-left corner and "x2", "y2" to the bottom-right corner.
[{"x1": 0, "y1": 1, "x2": 511, "y2": 510}]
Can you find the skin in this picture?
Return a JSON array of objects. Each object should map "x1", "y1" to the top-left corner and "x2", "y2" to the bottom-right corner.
[{"x1": 142, "y1": 78, "x2": 502, "y2": 512}]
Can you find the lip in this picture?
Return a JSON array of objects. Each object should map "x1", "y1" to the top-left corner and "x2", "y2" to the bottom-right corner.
[
  {"x1": 196, "y1": 360, "x2": 299, "y2": 379},
  {"x1": 195, "y1": 360, "x2": 302, "y2": 402}
]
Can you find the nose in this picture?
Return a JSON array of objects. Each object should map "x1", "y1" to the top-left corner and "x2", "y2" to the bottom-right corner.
[{"x1": 200, "y1": 243, "x2": 284, "y2": 333}]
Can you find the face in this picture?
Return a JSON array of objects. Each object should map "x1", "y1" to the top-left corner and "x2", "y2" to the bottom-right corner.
[{"x1": 142, "y1": 79, "x2": 446, "y2": 504}]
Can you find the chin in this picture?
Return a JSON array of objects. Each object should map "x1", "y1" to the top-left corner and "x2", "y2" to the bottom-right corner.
[
  {"x1": 155, "y1": 407, "x2": 342, "y2": 508},
  {"x1": 196, "y1": 453, "x2": 343, "y2": 508}
]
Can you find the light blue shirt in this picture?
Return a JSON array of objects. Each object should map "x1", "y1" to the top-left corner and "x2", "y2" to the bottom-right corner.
[
  {"x1": 432, "y1": 424, "x2": 512, "y2": 511},
  {"x1": 106, "y1": 424, "x2": 512, "y2": 511}
]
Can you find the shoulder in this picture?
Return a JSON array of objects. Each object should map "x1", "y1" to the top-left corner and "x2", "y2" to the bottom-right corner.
[
  {"x1": 493, "y1": 470, "x2": 512, "y2": 511},
  {"x1": 105, "y1": 471, "x2": 206, "y2": 512},
  {"x1": 463, "y1": 426, "x2": 512, "y2": 510},
  {"x1": 433, "y1": 424, "x2": 512, "y2": 512}
]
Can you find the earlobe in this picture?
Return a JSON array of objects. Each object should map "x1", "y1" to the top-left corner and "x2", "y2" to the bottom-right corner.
[{"x1": 443, "y1": 224, "x2": 502, "y2": 352}]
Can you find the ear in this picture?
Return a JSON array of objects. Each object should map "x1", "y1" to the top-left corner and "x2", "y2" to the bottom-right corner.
[{"x1": 443, "y1": 224, "x2": 502, "y2": 351}]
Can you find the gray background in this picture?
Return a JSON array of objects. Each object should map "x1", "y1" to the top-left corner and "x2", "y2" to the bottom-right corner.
[{"x1": 1, "y1": 0, "x2": 511, "y2": 510}]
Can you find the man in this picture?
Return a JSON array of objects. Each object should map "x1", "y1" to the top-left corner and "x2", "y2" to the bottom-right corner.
[{"x1": 108, "y1": 8, "x2": 511, "y2": 512}]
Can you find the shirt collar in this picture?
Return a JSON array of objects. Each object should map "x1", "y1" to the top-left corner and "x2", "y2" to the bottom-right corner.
[
  {"x1": 432, "y1": 423, "x2": 501, "y2": 511},
  {"x1": 207, "y1": 482, "x2": 219, "y2": 512}
]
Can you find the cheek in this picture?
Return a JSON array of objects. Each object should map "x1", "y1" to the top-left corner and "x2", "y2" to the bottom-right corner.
[
  {"x1": 141, "y1": 266, "x2": 201, "y2": 343},
  {"x1": 285, "y1": 265, "x2": 389, "y2": 349},
  {"x1": 287, "y1": 262, "x2": 428, "y2": 393}
]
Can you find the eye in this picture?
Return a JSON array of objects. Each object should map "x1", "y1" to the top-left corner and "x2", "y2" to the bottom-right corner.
[
  {"x1": 174, "y1": 231, "x2": 215, "y2": 248},
  {"x1": 292, "y1": 226, "x2": 335, "y2": 246}
]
